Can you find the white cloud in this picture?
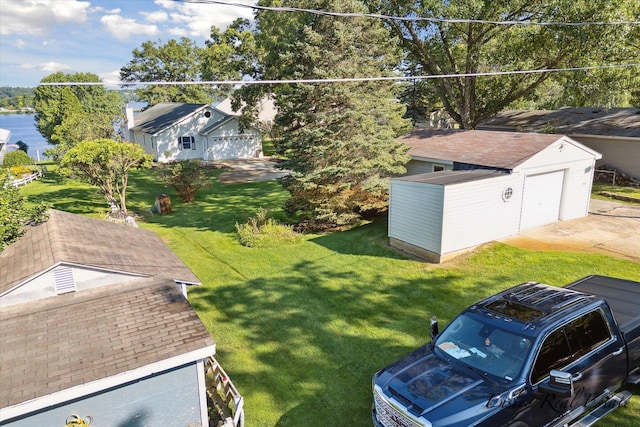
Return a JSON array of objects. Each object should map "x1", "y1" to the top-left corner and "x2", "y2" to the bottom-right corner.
[
  {"x1": 141, "y1": 11, "x2": 169, "y2": 24},
  {"x1": 20, "y1": 61, "x2": 72, "y2": 72},
  {"x1": 154, "y1": 0, "x2": 256, "y2": 39},
  {"x1": 98, "y1": 70, "x2": 122, "y2": 88},
  {"x1": 101, "y1": 14, "x2": 160, "y2": 40},
  {"x1": 16, "y1": 39, "x2": 26, "y2": 49},
  {"x1": 90, "y1": 6, "x2": 120, "y2": 14},
  {"x1": 41, "y1": 61, "x2": 72, "y2": 72},
  {"x1": 0, "y1": 0, "x2": 91, "y2": 36}
]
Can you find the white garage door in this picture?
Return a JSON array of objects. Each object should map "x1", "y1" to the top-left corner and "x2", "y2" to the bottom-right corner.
[{"x1": 520, "y1": 170, "x2": 564, "y2": 230}]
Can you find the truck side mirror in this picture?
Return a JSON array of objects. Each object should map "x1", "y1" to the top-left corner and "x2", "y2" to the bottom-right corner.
[
  {"x1": 539, "y1": 370, "x2": 575, "y2": 398},
  {"x1": 430, "y1": 316, "x2": 439, "y2": 341}
]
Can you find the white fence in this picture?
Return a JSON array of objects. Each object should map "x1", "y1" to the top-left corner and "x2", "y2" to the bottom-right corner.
[
  {"x1": 205, "y1": 356, "x2": 245, "y2": 427},
  {"x1": 10, "y1": 170, "x2": 43, "y2": 187}
]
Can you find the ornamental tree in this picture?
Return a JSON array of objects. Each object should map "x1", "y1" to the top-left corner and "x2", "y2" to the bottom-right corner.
[{"x1": 61, "y1": 139, "x2": 153, "y2": 215}]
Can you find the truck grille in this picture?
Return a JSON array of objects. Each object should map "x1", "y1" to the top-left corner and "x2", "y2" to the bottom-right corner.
[{"x1": 374, "y1": 388, "x2": 426, "y2": 427}]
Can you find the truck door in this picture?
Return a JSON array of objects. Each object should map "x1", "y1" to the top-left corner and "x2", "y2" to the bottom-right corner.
[{"x1": 518, "y1": 308, "x2": 627, "y2": 426}]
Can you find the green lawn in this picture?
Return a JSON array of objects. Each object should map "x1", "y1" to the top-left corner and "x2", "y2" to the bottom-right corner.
[{"x1": 20, "y1": 166, "x2": 640, "y2": 426}]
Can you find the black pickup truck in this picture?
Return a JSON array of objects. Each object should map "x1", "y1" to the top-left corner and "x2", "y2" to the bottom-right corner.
[{"x1": 373, "y1": 275, "x2": 640, "y2": 427}]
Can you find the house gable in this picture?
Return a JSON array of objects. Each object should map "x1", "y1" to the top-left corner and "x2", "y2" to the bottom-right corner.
[
  {"x1": 0, "y1": 209, "x2": 200, "y2": 306},
  {"x1": 0, "y1": 275, "x2": 215, "y2": 422},
  {"x1": 514, "y1": 136, "x2": 602, "y2": 172},
  {"x1": 130, "y1": 103, "x2": 210, "y2": 136}
]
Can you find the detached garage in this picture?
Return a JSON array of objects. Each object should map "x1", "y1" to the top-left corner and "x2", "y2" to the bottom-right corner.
[{"x1": 389, "y1": 129, "x2": 601, "y2": 262}]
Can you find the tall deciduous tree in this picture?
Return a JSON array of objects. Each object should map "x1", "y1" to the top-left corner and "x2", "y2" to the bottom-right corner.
[
  {"x1": 33, "y1": 72, "x2": 123, "y2": 158},
  {"x1": 371, "y1": 0, "x2": 638, "y2": 128},
  {"x1": 60, "y1": 139, "x2": 153, "y2": 215},
  {"x1": 201, "y1": 18, "x2": 257, "y2": 97},
  {"x1": 247, "y1": 0, "x2": 411, "y2": 230},
  {"x1": 120, "y1": 38, "x2": 212, "y2": 105}
]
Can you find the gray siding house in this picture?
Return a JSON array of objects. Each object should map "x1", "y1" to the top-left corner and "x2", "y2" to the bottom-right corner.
[
  {"x1": 390, "y1": 130, "x2": 601, "y2": 262},
  {"x1": 0, "y1": 210, "x2": 241, "y2": 426},
  {"x1": 127, "y1": 102, "x2": 262, "y2": 163}
]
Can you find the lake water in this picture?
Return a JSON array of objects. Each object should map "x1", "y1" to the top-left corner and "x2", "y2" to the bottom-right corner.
[{"x1": 0, "y1": 113, "x2": 50, "y2": 161}]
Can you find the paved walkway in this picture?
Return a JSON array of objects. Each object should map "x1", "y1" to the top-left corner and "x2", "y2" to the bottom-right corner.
[{"x1": 501, "y1": 199, "x2": 640, "y2": 262}]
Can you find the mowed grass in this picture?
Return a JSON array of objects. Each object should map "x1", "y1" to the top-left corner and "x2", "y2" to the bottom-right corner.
[{"x1": 20, "y1": 166, "x2": 640, "y2": 426}]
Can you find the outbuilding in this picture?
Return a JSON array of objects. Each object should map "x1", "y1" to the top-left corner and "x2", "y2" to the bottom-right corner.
[{"x1": 389, "y1": 129, "x2": 602, "y2": 262}]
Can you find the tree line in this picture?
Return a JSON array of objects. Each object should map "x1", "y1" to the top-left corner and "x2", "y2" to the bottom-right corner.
[{"x1": 24, "y1": 0, "x2": 640, "y2": 232}]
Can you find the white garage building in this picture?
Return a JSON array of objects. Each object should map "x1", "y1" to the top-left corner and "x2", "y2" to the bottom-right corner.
[{"x1": 389, "y1": 129, "x2": 602, "y2": 262}]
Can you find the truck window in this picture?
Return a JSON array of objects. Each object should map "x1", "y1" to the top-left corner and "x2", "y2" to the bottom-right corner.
[
  {"x1": 532, "y1": 310, "x2": 612, "y2": 383},
  {"x1": 532, "y1": 328, "x2": 572, "y2": 383},
  {"x1": 564, "y1": 310, "x2": 611, "y2": 359}
]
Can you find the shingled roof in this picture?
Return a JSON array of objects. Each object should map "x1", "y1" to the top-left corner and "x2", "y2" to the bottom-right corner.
[
  {"x1": 0, "y1": 275, "x2": 215, "y2": 412},
  {"x1": 131, "y1": 103, "x2": 208, "y2": 135},
  {"x1": 400, "y1": 129, "x2": 564, "y2": 170},
  {"x1": 478, "y1": 108, "x2": 640, "y2": 138},
  {"x1": 0, "y1": 209, "x2": 200, "y2": 294}
]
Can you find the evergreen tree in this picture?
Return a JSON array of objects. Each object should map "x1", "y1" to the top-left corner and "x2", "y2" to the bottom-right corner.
[{"x1": 250, "y1": 0, "x2": 411, "y2": 230}]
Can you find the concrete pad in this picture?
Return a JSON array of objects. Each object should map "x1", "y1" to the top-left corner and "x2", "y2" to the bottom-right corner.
[
  {"x1": 501, "y1": 199, "x2": 640, "y2": 262},
  {"x1": 213, "y1": 158, "x2": 290, "y2": 184}
]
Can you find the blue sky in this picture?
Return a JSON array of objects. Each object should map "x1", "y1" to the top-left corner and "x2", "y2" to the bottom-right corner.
[{"x1": 0, "y1": 0, "x2": 256, "y2": 87}]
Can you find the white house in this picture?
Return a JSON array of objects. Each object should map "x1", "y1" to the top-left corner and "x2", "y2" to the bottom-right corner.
[
  {"x1": 0, "y1": 128, "x2": 10, "y2": 165},
  {"x1": 0, "y1": 210, "x2": 244, "y2": 426},
  {"x1": 389, "y1": 129, "x2": 602, "y2": 263},
  {"x1": 478, "y1": 107, "x2": 640, "y2": 179},
  {"x1": 127, "y1": 102, "x2": 262, "y2": 163}
]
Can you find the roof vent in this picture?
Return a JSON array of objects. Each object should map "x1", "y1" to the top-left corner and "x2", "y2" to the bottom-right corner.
[{"x1": 54, "y1": 267, "x2": 76, "y2": 294}]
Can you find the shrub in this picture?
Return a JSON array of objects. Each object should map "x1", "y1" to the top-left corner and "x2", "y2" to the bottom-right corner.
[
  {"x1": 236, "y1": 208, "x2": 303, "y2": 248},
  {"x1": 3, "y1": 150, "x2": 33, "y2": 168},
  {"x1": 9, "y1": 165, "x2": 35, "y2": 177},
  {"x1": 160, "y1": 160, "x2": 211, "y2": 203}
]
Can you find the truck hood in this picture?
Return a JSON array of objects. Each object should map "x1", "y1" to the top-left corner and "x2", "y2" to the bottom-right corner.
[{"x1": 377, "y1": 345, "x2": 497, "y2": 420}]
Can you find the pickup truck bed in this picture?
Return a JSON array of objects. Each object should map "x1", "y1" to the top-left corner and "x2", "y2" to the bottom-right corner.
[
  {"x1": 567, "y1": 274, "x2": 640, "y2": 380},
  {"x1": 566, "y1": 275, "x2": 640, "y2": 336}
]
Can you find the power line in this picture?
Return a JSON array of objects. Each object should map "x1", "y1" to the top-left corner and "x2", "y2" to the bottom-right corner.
[
  {"x1": 38, "y1": 63, "x2": 640, "y2": 87},
  {"x1": 174, "y1": 0, "x2": 640, "y2": 26}
]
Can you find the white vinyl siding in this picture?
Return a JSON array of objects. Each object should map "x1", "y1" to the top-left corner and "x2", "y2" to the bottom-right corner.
[
  {"x1": 440, "y1": 174, "x2": 522, "y2": 254},
  {"x1": 389, "y1": 181, "x2": 444, "y2": 254}
]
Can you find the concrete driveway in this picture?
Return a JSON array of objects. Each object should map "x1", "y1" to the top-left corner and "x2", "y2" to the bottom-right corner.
[
  {"x1": 215, "y1": 158, "x2": 290, "y2": 184},
  {"x1": 501, "y1": 199, "x2": 640, "y2": 262}
]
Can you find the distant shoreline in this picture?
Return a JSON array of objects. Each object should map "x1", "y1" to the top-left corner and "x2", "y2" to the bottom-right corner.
[{"x1": 0, "y1": 108, "x2": 36, "y2": 114}]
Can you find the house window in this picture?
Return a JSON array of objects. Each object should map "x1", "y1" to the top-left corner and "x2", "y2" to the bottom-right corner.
[
  {"x1": 433, "y1": 164, "x2": 445, "y2": 172},
  {"x1": 179, "y1": 136, "x2": 196, "y2": 150}
]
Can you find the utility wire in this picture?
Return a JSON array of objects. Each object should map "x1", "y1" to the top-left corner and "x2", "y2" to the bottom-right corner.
[
  {"x1": 39, "y1": 63, "x2": 640, "y2": 87},
  {"x1": 174, "y1": 0, "x2": 640, "y2": 26}
]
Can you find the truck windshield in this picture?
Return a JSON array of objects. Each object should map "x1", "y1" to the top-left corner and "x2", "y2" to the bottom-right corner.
[{"x1": 434, "y1": 314, "x2": 532, "y2": 381}]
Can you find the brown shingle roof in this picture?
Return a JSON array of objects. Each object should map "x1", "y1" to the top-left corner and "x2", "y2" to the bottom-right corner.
[
  {"x1": 400, "y1": 129, "x2": 562, "y2": 170},
  {"x1": 0, "y1": 275, "x2": 215, "y2": 409},
  {"x1": 478, "y1": 108, "x2": 640, "y2": 138},
  {"x1": 0, "y1": 209, "x2": 200, "y2": 294}
]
